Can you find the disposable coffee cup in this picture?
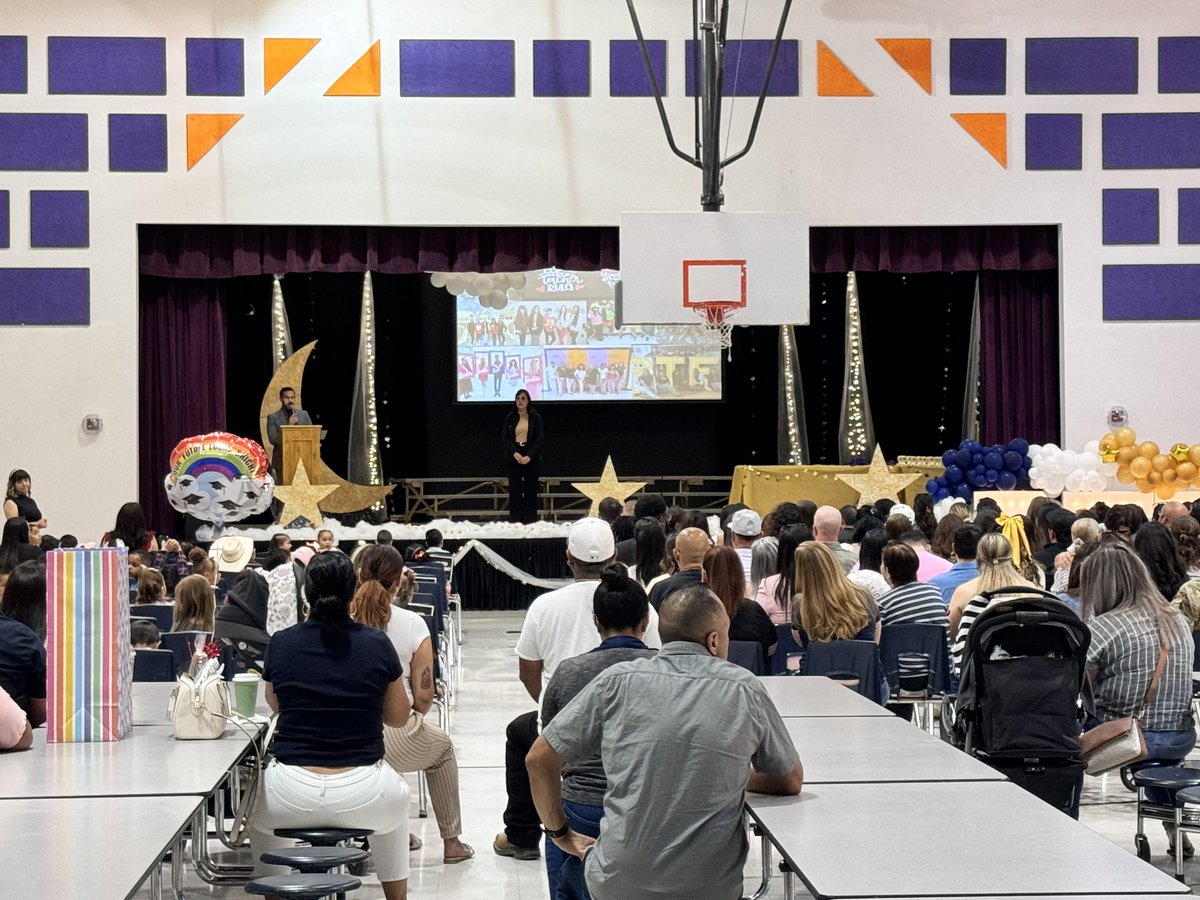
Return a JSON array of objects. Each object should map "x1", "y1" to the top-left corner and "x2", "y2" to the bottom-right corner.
[{"x1": 232, "y1": 672, "x2": 261, "y2": 718}]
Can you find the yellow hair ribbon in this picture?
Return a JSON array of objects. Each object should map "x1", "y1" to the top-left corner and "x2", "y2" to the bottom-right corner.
[{"x1": 996, "y1": 514, "x2": 1030, "y2": 568}]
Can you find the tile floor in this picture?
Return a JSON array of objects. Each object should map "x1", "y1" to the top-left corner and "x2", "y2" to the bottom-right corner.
[{"x1": 144, "y1": 611, "x2": 1198, "y2": 898}]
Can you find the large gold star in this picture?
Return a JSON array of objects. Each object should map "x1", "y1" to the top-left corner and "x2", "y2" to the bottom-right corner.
[
  {"x1": 835, "y1": 446, "x2": 923, "y2": 504},
  {"x1": 571, "y1": 456, "x2": 648, "y2": 516},
  {"x1": 274, "y1": 460, "x2": 338, "y2": 528}
]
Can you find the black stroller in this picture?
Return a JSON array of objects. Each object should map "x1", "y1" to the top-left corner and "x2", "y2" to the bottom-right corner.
[
  {"x1": 213, "y1": 569, "x2": 271, "y2": 676},
  {"x1": 947, "y1": 589, "x2": 1091, "y2": 817}
]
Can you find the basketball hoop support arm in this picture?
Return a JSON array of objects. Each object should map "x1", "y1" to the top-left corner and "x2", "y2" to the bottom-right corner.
[{"x1": 623, "y1": 0, "x2": 794, "y2": 212}]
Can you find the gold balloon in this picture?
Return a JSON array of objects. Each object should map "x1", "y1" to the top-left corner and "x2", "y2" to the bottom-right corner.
[
  {"x1": 1152, "y1": 453, "x2": 1172, "y2": 473},
  {"x1": 1171, "y1": 442, "x2": 1191, "y2": 462},
  {"x1": 1139, "y1": 441, "x2": 1160, "y2": 459},
  {"x1": 1116, "y1": 446, "x2": 1137, "y2": 466},
  {"x1": 1178, "y1": 461, "x2": 1198, "y2": 483},
  {"x1": 1163, "y1": 468, "x2": 1178, "y2": 484},
  {"x1": 1135, "y1": 477, "x2": 1152, "y2": 492},
  {"x1": 1115, "y1": 427, "x2": 1137, "y2": 448},
  {"x1": 1129, "y1": 456, "x2": 1152, "y2": 478},
  {"x1": 1099, "y1": 434, "x2": 1119, "y2": 454},
  {"x1": 1156, "y1": 482, "x2": 1178, "y2": 500},
  {"x1": 1190, "y1": 445, "x2": 1200, "y2": 467},
  {"x1": 1116, "y1": 466, "x2": 1136, "y2": 484},
  {"x1": 1148, "y1": 471, "x2": 1163, "y2": 486}
]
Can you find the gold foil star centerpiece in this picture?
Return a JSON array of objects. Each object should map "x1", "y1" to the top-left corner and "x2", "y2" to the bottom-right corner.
[
  {"x1": 274, "y1": 459, "x2": 338, "y2": 528},
  {"x1": 571, "y1": 456, "x2": 648, "y2": 516},
  {"x1": 834, "y1": 446, "x2": 922, "y2": 504}
]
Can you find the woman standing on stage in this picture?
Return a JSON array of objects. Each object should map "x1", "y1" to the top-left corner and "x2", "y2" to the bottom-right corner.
[{"x1": 502, "y1": 389, "x2": 543, "y2": 524}]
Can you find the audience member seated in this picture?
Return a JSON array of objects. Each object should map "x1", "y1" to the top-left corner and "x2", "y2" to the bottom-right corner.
[
  {"x1": 0, "y1": 601, "x2": 45, "y2": 727},
  {"x1": 526, "y1": 585, "x2": 802, "y2": 900},
  {"x1": 130, "y1": 620, "x2": 161, "y2": 649},
  {"x1": 627, "y1": 516, "x2": 666, "y2": 590},
  {"x1": 1050, "y1": 517, "x2": 1101, "y2": 592},
  {"x1": 848, "y1": 529, "x2": 889, "y2": 601},
  {"x1": 39, "y1": 534, "x2": 59, "y2": 552},
  {"x1": 350, "y1": 544, "x2": 474, "y2": 865},
  {"x1": 727, "y1": 509, "x2": 762, "y2": 578},
  {"x1": 813, "y1": 505, "x2": 855, "y2": 573},
  {"x1": 1134, "y1": 522, "x2": 1189, "y2": 604},
  {"x1": 136, "y1": 567, "x2": 169, "y2": 604},
  {"x1": 315, "y1": 529, "x2": 336, "y2": 552},
  {"x1": 1, "y1": 561, "x2": 46, "y2": 642},
  {"x1": 949, "y1": 534, "x2": 1039, "y2": 671},
  {"x1": 1160, "y1": 501, "x2": 1191, "y2": 528},
  {"x1": 0, "y1": 685, "x2": 32, "y2": 751},
  {"x1": 269, "y1": 533, "x2": 293, "y2": 554},
  {"x1": 929, "y1": 513, "x2": 964, "y2": 561},
  {"x1": 900, "y1": 529, "x2": 953, "y2": 582},
  {"x1": 702, "y1": 546, "x2": 776, "y2": 661},
  {"x1": 1104, "y1": 503, "x2": 1142, "y2": 540},
  {"x1": 885, "y1": 514, "x2": 911, "y2": 543},
  {"x1": 647, "y1": 527, "x2": 710, "y2": 610},
  {"x1": 4, "y1": 469, "x2": 46, "y2": 532},
  {"x1": 748, "y1": 535, "x2": 778, "y2": 599},
  {"x1": 837, "y1": 504, "x2": 858, "y2": 544},
  {"x1": 58, "y1": 534, "x2": 78, "y2": 549},
  {"x1": 1057, "y1": 541, "x2": 1099, "y2": 615},
  {"x1": 1080, "y1": 542, "x2": 1196, "y2": 857},
  {"x1": 425, "y1": 528, "x2": 453, "y2": 567},
  {"x1": 755, "y1": 523, "x2": 812, "y2": 625},
  {"x1": 0, "y1": 517, "x2": 41, "y2": 568},
  {"x1": 913, "y1": 493, "x2": 938, "y2": 540},
  {"x1": 614, "y1": 494, "x2": 667, "y2": 566},
  {"x1": 1169, "y1": 517, "x2": 1200, "y2": 629},
  {"x1": 1036, "y1": 508, "x2": 1078, "y2": 586},
  {"x1": 172, "y1": 574, "x2": 215, "y2": 633},
  {"x1": 101, "y1": 502, "x2": 160, "y2": 551},
  {"x1": 794, "y1": 542, "x2": 877, "y2": 643},
  {"x1": 930, "y1": 524, "x2": 982, "y2": 605},
  {"x1": 263, "y1": 546, "x2": 304, "y2": 635},
  {"x1": 253, "y1": 551, "x2": 413, "y2": 900},
  {"x1": 535, "y1": 566, "x2": 656, "y2": 896},
  {"x1": 878, "y1": 543, "x2": 949, "y2": 628},
  {"x1": 762, "y1": 501, "x2": 803, "y2": 537}
]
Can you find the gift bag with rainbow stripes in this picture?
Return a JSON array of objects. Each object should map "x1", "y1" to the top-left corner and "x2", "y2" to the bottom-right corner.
[{"x1": 45, "y1": 548, "x2": 133, "y2": 742}]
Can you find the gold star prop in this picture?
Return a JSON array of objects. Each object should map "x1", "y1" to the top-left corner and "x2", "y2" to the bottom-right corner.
[
  {"x1": 274, "y1": 459, "x2": 338, "y2": 528},
  {"x1": 835, "y1": 445, "x2": 923, "y2": 504},
  {"x1": 571, "y1": 456, "x2": 648, "y2": 516}
]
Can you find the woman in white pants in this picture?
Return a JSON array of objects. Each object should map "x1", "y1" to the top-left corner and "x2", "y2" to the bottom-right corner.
[
  {"x1": 351, "y1": 543, "x2": 474, "y2": 864},
  {"x1": 254, "y1": 552, "x2": 413, "y2": 900}
]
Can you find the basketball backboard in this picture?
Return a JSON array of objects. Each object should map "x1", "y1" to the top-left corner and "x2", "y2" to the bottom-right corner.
[{"x1": 617, "y1": 211, "x2": 810, "y2": 326}]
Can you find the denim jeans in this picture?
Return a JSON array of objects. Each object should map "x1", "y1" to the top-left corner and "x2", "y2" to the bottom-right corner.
[
  {"x1": 1136, "y1": 729, "x2": 1198, "y2": 805},
  {"x1": 545, "y1": 799, "x2": 603, "y2": 900}
]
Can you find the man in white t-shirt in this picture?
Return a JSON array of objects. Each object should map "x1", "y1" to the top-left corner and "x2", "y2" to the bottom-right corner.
[
  {"x1": 496, "y1": 517, "x2": 661, "y2": 861},
  {"x1": 728, "y1": 508, "x2": 762, "y2": 581}
]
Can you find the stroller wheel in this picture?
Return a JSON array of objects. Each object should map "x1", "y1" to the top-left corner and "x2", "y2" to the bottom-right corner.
[
  {"x1": 1135, "y1": 833, "x2": 1151, "y2": 862},
  {"x1": 1121, "y1": 767, "x2": 1138, "y2": 792}
]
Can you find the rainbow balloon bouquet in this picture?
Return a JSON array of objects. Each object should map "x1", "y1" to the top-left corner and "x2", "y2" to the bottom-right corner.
[{"x1": 45, "y1": 548, "x2": 133, "y2": 742}]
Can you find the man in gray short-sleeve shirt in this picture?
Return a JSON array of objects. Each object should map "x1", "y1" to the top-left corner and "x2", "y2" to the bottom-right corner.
[{"x1": 528, "y1": 585, "x2": 804, "y2": 900}]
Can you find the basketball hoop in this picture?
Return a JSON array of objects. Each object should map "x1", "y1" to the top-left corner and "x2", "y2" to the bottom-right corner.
[{"x1": 692, "y1": 301, "x2": 741, "y2": 359}]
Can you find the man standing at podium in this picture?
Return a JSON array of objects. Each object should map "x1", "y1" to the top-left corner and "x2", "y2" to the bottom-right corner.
[{"x1": 267, "y1": 386, "x2": 314, "y2": 480}]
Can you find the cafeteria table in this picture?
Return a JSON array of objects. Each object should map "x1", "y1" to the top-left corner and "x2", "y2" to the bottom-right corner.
[
  {"x1": 758, "y1": 674, "x2": 894, "y2": 718},
  {"x1": 746, "y1": 781, "x2": 1189, "y2": 899},
  {"x1": 132, "y1": 680, "x2": 271, "y2": 726},
  {"x1": 2, "y1": 794, "x2": 203, "y2": 900}
]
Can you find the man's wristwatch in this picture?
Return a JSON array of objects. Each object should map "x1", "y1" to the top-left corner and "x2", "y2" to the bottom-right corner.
[{"x1": 543, "y1": 822, "x2": 570, "y2": 839}]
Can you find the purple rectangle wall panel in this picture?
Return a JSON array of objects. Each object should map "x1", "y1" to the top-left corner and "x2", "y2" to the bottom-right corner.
[
  {"x1": 30, "y1": 190, "x2": 89, "y2": 248},
  {"x1": 0, "y1": 36, "x2": 28, "y2": 93},
  {"x1": 0, "y1": 192, "x2": 8, "y2": 248},
  {"x1": 1103, "y1": 113, "x2": 1200, "y2": 169},
  {"x1": 1026, "y1": 37, "x2": 1138, "y2": 94},
  {"x1": 1103, "y1": 265, "x2": 1200, "y2": 320},
  {"x1": 684, "y1": 39, "x2": 799, "y2": 96},
  {"x1": 1181, "y1": 189, "x2": 1200, "y2": 244},
  {"x1": 0, "y1": 268, "x2": 89, "y2": 325},
  {"x1": 399, "y1": 40, "x2": 514, "y2": 97},
  {"x1": 108, "y1": 114, "x2": 167, "y2": 172},
  {"x1": 949, "y1": 39, "x2": 1006, "y2": 95},
  {"x1": 1102, "y1": 189, "x2": 1159, "y2": 245},
  {"x1": 186, "y1": 38, "x2": 244, "y2": 96},
  {"x1": 610, "y1": 40, "x2": 667, "y2": 96},
  {"x1": 1159, "y1": 37, "x2": 1200, "y2": 93},
  {"x1": 48, "y1": 37, "x2": 166, "y2": 95},
  {"x1": 533, "y1": 41, "x2": 589, "y2": 97},
  {"x1": 1025, "y1": 114, "x2": 1082, "y2": 170},
  {"x1": 0, "y1": 114, "x2": 88, "y2": 171}
]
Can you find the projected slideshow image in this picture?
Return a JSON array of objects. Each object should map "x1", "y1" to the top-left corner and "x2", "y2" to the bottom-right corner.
[{"x1": 455, "y1": 269, "x2": 723, "y2": 403}]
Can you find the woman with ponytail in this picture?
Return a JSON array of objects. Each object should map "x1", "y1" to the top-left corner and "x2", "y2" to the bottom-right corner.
[
  {"x1": 351, "y1": 544, "x2": 474, "y2": 865},
  {"x1": 254, "y1": 551, "x2": 414, "y2": 900}
]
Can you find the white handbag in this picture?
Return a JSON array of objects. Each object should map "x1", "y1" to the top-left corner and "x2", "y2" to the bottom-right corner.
[{"x1": 169, "y1": 659, "x2": 232, "y2": 740}]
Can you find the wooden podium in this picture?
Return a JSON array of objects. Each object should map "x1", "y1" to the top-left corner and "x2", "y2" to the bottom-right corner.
[{"x1": 279, "y1": 425, "x2": 322, "y2": 485}]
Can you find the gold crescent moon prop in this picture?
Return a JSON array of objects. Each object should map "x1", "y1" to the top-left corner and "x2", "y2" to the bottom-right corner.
[{"x1": 260, "y1": 341, "x2": 394, "y2": 515}]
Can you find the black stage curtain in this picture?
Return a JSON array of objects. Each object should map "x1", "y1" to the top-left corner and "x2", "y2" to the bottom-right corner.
[{"x1": 448, "y1": 539, "x2": 569, "y2": 610}]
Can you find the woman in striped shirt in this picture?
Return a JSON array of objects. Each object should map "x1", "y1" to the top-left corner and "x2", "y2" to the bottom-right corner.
[{"x1": 948, "y1": 534, "x2": 1038, "y2": 672}]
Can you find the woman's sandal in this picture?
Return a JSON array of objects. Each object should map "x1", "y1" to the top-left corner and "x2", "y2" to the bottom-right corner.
[
  {"x1": 410, "y1": 833, "x2": 423, "y2": 851},
  {"x1": 1167, "y1": 841, "x2": 1195, "y2": 859},
  {"x1": 444, "y1": 843, "x2": 476, "y2": 864}
]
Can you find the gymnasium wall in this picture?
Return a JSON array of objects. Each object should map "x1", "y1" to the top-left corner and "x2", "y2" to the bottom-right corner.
[{"x1": 1, "y1": 0, "x2": 1197, "y2": 537}]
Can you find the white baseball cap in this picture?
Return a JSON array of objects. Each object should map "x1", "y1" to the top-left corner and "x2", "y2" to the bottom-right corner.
[
  {"x1": 888, "y1": 503, "x2": 915, "y2": 524},
  {"x1": 567, "y1": 517, "x2": 615, "y2": 563},
  {"x1": 729, "y1": 509, "x2": 763, "y2": 537}
]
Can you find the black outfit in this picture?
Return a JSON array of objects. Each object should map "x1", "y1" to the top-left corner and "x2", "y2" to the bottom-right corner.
[
  {"x1": 10, "y1": 494, "x2": 41, "y2": 523},
  {"x1": 614, "y1": 538, "x2": 636, "y2": 567},
  {"x1": 502, "y1": 710, "x2": 542, "y2": 848},
  {"x1": 263, "y1": 619, "x2": 402, "y2": 767},
  {"x1": 648, "y1": 567, "x2": 704, "y2": 610},
  {"x1": 502, "y1": 409, "x2": 544, "y2": 524},
  {"x1": 1034, "y1": 540, "x2": 1070, "y2": 584},
  {"x1": 731, "y1": 599, "x2": 778, "y2": 660},
  {"x1": 15, "y1": 544, "x2": 41, "y2": 563},
  {"x1": 0, "y1": 613, "x2": 46, "y2": 713}
]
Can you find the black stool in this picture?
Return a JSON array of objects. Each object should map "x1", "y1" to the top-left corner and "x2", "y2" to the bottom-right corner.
[
  {"x1": 1171, "y1": 785, "x2": 1200, "y2": 882},
  {"x1": 260, "y1": 846, "x2": 368, "y2": 873},
  {"x1": 244, "y1": 874, "x2": 361, "y2": 898},
  {"x1": 1130, "y1": 765, "x2": 1200, "y2": 866},
  {"x1": 273, "y1": 828, "x2": 373, "y2": 846}
]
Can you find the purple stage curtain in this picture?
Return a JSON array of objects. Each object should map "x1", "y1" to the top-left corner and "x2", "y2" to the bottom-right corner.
[
  {"x1": 139, "y1": 225, "x2": 620, "y2": 278},
  {"x1": 139, "y1": 276, "x2": 228, "y2": 532},
  {"x1": 978, "y1": 270, "x2": 1060, "y2": 446},
  {"x1": 810, "y1": 225, "x2": 1057, "y2": 273}
]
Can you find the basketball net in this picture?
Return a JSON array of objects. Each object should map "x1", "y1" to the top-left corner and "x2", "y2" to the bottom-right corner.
[{"x1": 692, "y1": 301, "x2": 741, "y2": 359}]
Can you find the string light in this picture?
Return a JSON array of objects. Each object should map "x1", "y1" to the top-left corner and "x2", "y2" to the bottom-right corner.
[
  {"x1": 779, "y1": 326, "x2": 804, "y2": 464},
  {"x1": 271, "y1": 275, "x2": 289, "y2": 370},
  {"x1": 842, "y1": 272, "x2": 870, "y2": 459},
  {"x1": 361, "y1": 274, "x2": 383, "y2": 510}
]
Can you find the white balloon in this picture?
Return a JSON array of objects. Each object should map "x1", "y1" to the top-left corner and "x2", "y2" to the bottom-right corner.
[
  {"x1": 446, "y1": 275, "x2": 467, "y2": 295},
  {"x1": 511, "y1": 273, "x2": 527, "y2": 289},
  {"x1": 430, "y1": 272, "x2": 448, "y2": 288},
  {"x1": 1100, "y1": 461, "x2": 1119, "y2": 477},
  {"x1": 475, "y1": 275, "x2": 494, "y2": 294},
  {"x1": 1083, "y1": 439, "x2": 1100, "y2": 454},
  {"x1": 487, "y1": 289, "x2": 507, "y2": 305}
]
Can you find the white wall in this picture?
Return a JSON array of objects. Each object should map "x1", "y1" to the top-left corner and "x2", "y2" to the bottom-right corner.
[{"x1": 2, "y1": 0, "x2": 1197, "y2": 537}]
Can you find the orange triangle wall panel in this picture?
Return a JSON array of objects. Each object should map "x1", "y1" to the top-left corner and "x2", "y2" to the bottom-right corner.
[
  {"x1": 325, "y1": 40, "x2": 381, "y2": 96},
  {"x1": 817, "y1": 41, "x2": 873, "y2": 96},
  {"x1": 877, "y1": 38, "x2": 932, "y2": 94},
  {"x1": 265, "y1": 38, "x2": 320, "y2": 94},
  {"x1": 951, "y1": 113, "x2": 1008, "y2": 167},
  {"x1": 186, "y1": 113, "x2": 244, "y2": 170}
]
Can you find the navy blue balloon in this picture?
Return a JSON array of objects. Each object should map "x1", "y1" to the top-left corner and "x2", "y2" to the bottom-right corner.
[
  {"x1": 996, "y1": 470, "x2": 1018, "y2": 490},
  {"x1": 984, "y1": 451, "x2": 1003, "y2": 471},
  {"x1": 972, "y1": 453, "x2": 984, "y2": 466},
  {"x1": 1009, "y1": 438, "x2": 1030, "y2": 456},
  {"x1": 944, "y1": 465, "x2": 964, "y2": 485},
  {"x1": 953, "y1": 482, "x2": 973, "y2": 499},
  {"x1": 942, "y1": 449, "x2": 957, "y2": 467},
  {"x1": 985, "y1": 468, "x2": 999, "y2": 483},
  {"x1": 925, "y1": 478, "x2": 939, "y2": 494},
  {"x1": 955, "y1": 449, "x2": 973, "y2": 468},
  {"x1": 1023, "y1": 456, "x2": 1033, "y2": 469},
  {"x1": 935, "y1": 487, "x2": 951, "y2": 501},
  {"x1": 971, "y1": 471, "x2": 988, "y2": 488},
  {"x1": 959, "y1": 439, "x2": 972, "y2": 451},
  {"x1": 1003, "y1": 450, "x2": 1023, "y2": 472}
]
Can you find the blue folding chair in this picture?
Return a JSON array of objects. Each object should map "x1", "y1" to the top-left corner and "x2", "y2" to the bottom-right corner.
[
  {"x1": 770, "y1": 624, "x2": 806, "y2": 675},
  {"x1": 803, "y1": 639, "x2": 890, "y2": 705},
  {"x1": 879, "y1": 623, "x2": 953, "y2": 731},
  {"x1": 728, "y1": 640, "x2": 766, "y2": 676},
  {"x1": 130, "y1": 603, "x2": 174, "y2": 632},
  {"x1": 132, "y1": 648, "x2": 177, "y2": 682},
  {"x1": 160, "y1": 630, "x2": 209, "y2": 676}
]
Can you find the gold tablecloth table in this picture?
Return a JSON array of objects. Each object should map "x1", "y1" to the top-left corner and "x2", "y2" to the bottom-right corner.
[{"x1": 729, "y1": 463, "x2": 942, "y2": 517}]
